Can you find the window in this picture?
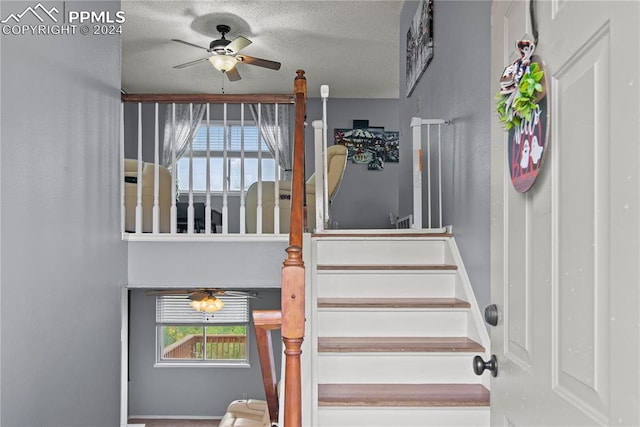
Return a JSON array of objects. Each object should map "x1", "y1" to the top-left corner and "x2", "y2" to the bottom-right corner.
[
  {"x1": 176, "y1": 121, "x2": 276, "y2": 192},
  {"x1": 156, "y1": 295, "x2": 250, "y2": 367}
]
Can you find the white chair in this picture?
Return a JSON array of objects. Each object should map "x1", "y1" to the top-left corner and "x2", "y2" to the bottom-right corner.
[
  {"x1": 245, "y1": 144, "x2": 348, "y2": 233},
  {"x1": 123, "y1": 159, "x2": 171, "y2": 233},
  {"x1": 218, "y1": 399, "x2": 271, "y2": 427}
]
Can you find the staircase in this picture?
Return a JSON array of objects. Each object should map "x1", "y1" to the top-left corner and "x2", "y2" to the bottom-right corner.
[{"x1": 306, "y1": 231, "x2": 491, "y2": 427}]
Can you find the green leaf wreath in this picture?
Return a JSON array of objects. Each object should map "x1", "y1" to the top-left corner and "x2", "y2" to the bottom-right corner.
[{"x1": 496, "y1": 62, "x2": 544, "y2": 130}]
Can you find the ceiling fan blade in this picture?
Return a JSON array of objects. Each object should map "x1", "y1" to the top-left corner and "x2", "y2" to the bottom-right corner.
[
  {"x1": 236, "y1": 55, "x2": 281, "y2": 71},
  {"x1": 146, "y1": 289, "x2": 194, "y2": 296},
  {"x1": 172, "y1": 38, "x2": 209, "y2": 51},
  {"x1": 226, "y1": 36, "x2": 252, "y2": 54},
  {"x1": 225, "y1": 67, "x2": 241, "y2": 81},
  {"x1": 173, "y1": 57, "x2": 210, "y2": 69},
  {"x1": 222, "y1": 290, "x2": 260, "y2": 299}
]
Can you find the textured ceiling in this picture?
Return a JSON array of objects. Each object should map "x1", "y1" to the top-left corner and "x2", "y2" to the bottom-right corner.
[{"x1": 121, "y1": 1, "x2": 402, "y2": 98}]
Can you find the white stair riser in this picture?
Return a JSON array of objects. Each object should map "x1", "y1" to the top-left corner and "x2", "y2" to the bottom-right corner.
[
  {"x1": 318, "y1": 407, "x2": 490, "y2": 427},
  {"x1": 316, "y1": 271, "x2": 456, "y2": 299},
  {"x1": 317, "y1": 354, "x2": 481, "y2": 384},
  {"x1": 316, "y1": 239, "x2": 446, "y2": 265},
  {"x1": 317, "y1": 310, "x2": 468, "y2": 337}
]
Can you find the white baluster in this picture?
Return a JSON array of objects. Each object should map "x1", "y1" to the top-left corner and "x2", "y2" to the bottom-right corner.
[
  {"x1": 239, "y1": 103, "x2": 246, "y2": 234},
  {"x1": 410, "y1": 117, "x2": 422, "y2": 229},
  {"x1": 438, "y1": 123, "x2": 443, "y2": 228},
  {"x1": 427, "y1": 123, "x2": 432, "y2": 229},
  {"x1": 188, "y1": 103, "x2": 194, "y2": 234},
  {"x1": 313, "y1": 120, "x2": 324, "y2": 232},
  {"x1": 153, "y1": 102, "x2": 160, "y2": 234},
  {"x1": 205, "y1": 103, "x2": 212, "y2": 234},
  {"x1": 170, "y1": 103, "x2": 177, "y2": 234},
  {"x1": 120, "y1": 103, "x2": 125, "y2": 234},
  {"x1": 256, "y1": 103, "x2": 263, "y2": 235},
  {"x1": 321, "y1": 85, "x2": 330, "y2": 228},
  {"x1": 222, "y1": 103, "x2": 229, "y2": 234},
  {"x1": 135, "y1": 103, "x2": 143, "y2": 233},
  {"x1": 274, "y1": 105, "x2": 280, "y2": 234}
]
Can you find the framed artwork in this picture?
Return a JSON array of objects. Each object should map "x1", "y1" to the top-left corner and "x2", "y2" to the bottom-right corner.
[
  {"x1": 334, "y1": 128, "x2": 399, "y2": 171},
  {"x1": 406, "y1": 0, "x2": 434, "y2": 97}
]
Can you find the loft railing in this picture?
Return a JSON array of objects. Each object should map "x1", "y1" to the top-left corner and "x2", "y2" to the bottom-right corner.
[{"x1": 120, "y1": 92, "x2": 296, "y2": 236}]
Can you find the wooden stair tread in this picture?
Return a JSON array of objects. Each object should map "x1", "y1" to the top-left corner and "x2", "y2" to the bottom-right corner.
[
  {"x1": 312, "y1": 232, "x2": 453, "y2": 238},
  {"x1": 318, "y1": 297, "x2": 470, "y2": 309},
  {"x1": 318, "y1": 336, "x2": 484, "y2": 353},
  {"x1": 317, "y1": 264, "x2": 458, "y2": 271},
  {"x1": 318, "y1": 383, "x2": 490, "y2": 407}
]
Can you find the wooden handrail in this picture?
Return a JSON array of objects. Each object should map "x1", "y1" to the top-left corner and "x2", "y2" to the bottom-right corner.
[
  {"x1": 281, "y1": 69, "x2": 307, "y2": 427},
  {"x1": 250, "y1": 72, "x2": 307, "y2": 427},
  {"x1": 253, "y1": 310, "x2": 282, "y2": 425},
  {"x1": 289, "y1": 70, "x2": 307, "y2": 248},
  {"x1": 121, "y1": 93, "x2": 296, "y2": 104}
]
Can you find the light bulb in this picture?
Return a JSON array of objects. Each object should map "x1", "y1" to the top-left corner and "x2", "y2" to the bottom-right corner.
[{"x1": 209, "y1": 55, "x2": 238, "y2": 72}]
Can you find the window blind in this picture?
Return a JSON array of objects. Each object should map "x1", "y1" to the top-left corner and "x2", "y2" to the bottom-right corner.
[
  {"x1": 156, "y1": 295, "x2": 249, "y2": 324},
  {"x1": 192, "y1": 123, "x2": 267, "y2": 152}
]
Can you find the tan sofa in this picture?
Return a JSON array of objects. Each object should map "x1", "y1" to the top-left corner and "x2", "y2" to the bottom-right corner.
[
  {"x1": 124, "y1": 159, "x2": 172, "y2": 233},
  {"x1": 246, "y1": 144, "x2": 347, "y2": 233},
  {"x1": 218, "y1": 399, "x2": 271, "y2": 427}
]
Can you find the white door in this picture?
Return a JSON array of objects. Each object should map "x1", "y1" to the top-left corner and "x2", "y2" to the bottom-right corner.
[{"x1": 490, "y1": 1, "x2": 639, "y2": 425}]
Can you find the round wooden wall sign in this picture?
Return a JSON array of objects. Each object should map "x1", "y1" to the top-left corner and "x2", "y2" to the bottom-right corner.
[{"x1": 507, "y1": 55, "x2": 550, "y2": 193}]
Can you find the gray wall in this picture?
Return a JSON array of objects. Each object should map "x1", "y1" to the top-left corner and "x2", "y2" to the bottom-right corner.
[
  {"x1": 0, "y1": 1, "x2": 125, "y2": 426},
  {"x1": 128, "y1": 241, "x2": 288, "y2": 288},
  {"x1": 128, "y1": 288, "x2": 282, "y2": 417},
  {"x1": 306, "y1": 98, "x2": 400, "y2": 229},
  {"x1": 399, "y1": 0, "x2": 492, "y2": 310}
]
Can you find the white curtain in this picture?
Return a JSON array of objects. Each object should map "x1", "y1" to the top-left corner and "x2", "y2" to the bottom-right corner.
[
  {"x1": 162, "y1": 104, "x2": 206, "y2": 167},
  {"x1": 249, "y1": 104, "x2": 292, "y2": 180}
]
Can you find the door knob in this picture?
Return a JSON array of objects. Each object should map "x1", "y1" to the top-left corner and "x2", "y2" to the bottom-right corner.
[
  {"x1": 484, "y1": 304, "x2": 498, "y2": 326},
  {"x1": 473, "y1": 355, "x2": 498, "y2": 377}
]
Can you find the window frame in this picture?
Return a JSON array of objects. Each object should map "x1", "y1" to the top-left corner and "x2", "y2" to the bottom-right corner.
[
  {"x1": 176, "y1": 119, "x2": 277, "y2": 194},
  {"x1": 154, "y1": 295, "x2": 251, "y2": 368}
]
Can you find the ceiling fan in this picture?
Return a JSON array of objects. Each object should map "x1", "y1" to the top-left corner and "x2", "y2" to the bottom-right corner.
[
  {"x1": 147, "y1": 288, "x2": 259, "y2": 312},
  {"x1": 172, "y1": 24, "x2": 282, "y2": 81}
]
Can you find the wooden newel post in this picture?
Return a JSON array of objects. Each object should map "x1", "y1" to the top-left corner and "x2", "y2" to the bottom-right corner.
[
  {"x1": 282, "y1": 246, "x2": 305, "y2": 427},
  {"x1": 282, "y1": 69, "x2": 307, "y2": 427}
]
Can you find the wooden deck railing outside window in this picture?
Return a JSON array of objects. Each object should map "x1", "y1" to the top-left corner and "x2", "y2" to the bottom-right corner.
[{"x1": 162, "y1": 334, "x2": 246, "y2": 360}]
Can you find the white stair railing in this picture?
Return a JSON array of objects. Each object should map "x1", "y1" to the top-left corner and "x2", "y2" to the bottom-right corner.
[
  {"x1": 122, "y1": 99, "x2": 295, "y2": 236},
  {"x1": 313, "y1": 120, "x2": 325, "y2": 232},
  {"x1": 312, "y1": 85, "x2": 330, "y2": 232},
  {"x1": 410, "y1": 117, "x2": 451, "y2": 230},
  {"x1": 205, "y1": 104, "x2": 212, "y2": 234},
  {"x1": 153, "y1": 103, "x2": 160, "y2": 234},
  {"x1": 170, "y1": 103, "x2": 177, "y2": 234}
]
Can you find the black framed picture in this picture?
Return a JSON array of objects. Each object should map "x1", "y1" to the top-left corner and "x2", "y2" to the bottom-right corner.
[
  {"x1": 406, "y1": 0, "x2": 434, "y2": 97},
  {"x1": 334, "y1": 128, "x2": 399, "y2": 171}
]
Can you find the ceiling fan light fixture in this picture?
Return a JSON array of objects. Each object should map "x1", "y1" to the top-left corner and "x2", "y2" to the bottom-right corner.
[
  {"x1": 209, "y1": 55, "x2": 238, "y2": 72},
  {"x1": 190, "y1": 295, "x2": 225, "y2": 313}
]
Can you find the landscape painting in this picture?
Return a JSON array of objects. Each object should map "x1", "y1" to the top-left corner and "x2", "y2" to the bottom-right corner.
[{"x1": 334, "y1": 128, "x2": 399, "y2": 171}]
